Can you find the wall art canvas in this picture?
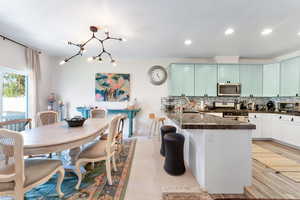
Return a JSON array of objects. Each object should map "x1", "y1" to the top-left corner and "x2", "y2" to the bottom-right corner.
[{"x1": 95, "y1": 73, "x2": 130, "y2": 102}]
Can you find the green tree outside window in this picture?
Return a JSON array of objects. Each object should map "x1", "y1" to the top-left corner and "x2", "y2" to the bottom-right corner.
[{"x1": 3, "y1": 73, "x2": 25, "y2": 97}]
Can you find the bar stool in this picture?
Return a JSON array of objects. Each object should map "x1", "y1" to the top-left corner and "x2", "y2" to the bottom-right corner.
[
  {"x1": 160, "y1": 125, "x2": 177, "y2": 156},
  {"x1": 164, "y1": 133, "x2": 185, "y2": 175},
  {"x1": 148, "y1": 113, "x2": 166, "y2": 138}
]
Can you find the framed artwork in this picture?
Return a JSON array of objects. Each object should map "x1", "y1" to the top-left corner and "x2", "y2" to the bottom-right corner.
[{"x1": 95, "y1": 73, "x2": 130, "y2": 102}]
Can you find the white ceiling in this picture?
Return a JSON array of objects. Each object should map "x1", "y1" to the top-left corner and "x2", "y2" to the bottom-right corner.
[{"x1": 1, "y1": 0, "x2": 300, "y2": 59}]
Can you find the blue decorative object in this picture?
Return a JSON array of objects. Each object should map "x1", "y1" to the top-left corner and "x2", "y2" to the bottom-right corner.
[{"x1": 76, "y1": 107, "x2": 140, "y2": 137}]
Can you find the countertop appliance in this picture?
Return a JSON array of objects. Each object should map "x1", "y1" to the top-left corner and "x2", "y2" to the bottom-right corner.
[
  {"x1": 266, "y1": 101, "x2": 275, "y2": 111},
  {"x1": 217, "y1": 83, "x2": 241, "y2": 97},
  {"x1": 279, "y1": 102, "x2": 296, "y2": 112}
]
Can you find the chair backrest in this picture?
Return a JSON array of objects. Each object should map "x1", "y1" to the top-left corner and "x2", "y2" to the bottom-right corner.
[
  {"x1": 106, "y1": 114, "x2": 122, "y2": 155},
  {"x1": 37, "y1": 111, "x2": 58, "y2": 126},
  {"x1": 117, "y1": 115, "x2": 126, "y2": 137},
  {"x1": 90, "y1": 108, "x2": 107, "y2": 119},
  {"x1": 0, "y1": 119, "x2": 32, "y2": 132},
  {"x1": 0, "y1": 129, "x2": 25, "y2": 190}
]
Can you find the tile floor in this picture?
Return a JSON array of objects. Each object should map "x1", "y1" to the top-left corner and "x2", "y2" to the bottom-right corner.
[{"x1": 124, "y1": 137, "x2": 203, "y2": 200}]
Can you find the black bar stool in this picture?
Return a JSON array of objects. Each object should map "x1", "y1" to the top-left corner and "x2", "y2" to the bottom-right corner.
[
  {"x1": 164, "y1": 133, "x2": 185, "y2": 176},
  {"x1": 160, "y1": 125, "x2": 177, "y2": 156}
]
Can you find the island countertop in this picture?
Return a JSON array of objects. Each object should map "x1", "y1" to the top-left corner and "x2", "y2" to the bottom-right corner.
[{"x1": 167, "y1": 113, "x2": 256, "y2": 129}]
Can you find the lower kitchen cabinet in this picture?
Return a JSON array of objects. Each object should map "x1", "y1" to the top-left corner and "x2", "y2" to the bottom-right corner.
[
  {"x1": 251, "y1": 113, "x2": 300, "y2": 148},
  {"x1": 249, "y1": 113, "x2": 262, "y2": 138}
]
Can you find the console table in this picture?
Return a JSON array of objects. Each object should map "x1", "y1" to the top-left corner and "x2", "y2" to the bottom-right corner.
[{"x1": 76, "y1": 107, "x2": 141, "y2": 137}]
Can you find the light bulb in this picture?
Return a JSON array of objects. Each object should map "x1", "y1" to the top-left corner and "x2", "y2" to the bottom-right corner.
[
  {"x1": 184, "y1": 39, "x2": 192, "y2": 46},
  {"x1": 59, "y1": 60, "x2": 66, "y2": 65},
  {"x1": 261, "y1": 28, "x2": 273, "y2": 36},
  {"x1": 82, "y1": 49, "x2": 87, "y2": 53},
  {"x1": 87, "y1": 57, "x2": 93, "y2": 62},
  {"x1": 113, "y1": 62, "x2": 117, "y2": 66},
  {"x1": 121, "y1": 38, "x2": 127, "y2": 42}
]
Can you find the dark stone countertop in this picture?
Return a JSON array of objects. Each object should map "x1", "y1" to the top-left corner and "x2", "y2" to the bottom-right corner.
[
  {"x1": 201, "y1": 109, "x2": 300, "y2": 116},
  {"x1": 168, "y1": 113, "x2": 256, "y2": 130}
]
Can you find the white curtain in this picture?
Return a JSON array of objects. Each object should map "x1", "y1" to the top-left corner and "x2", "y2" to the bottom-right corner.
[{"x1": 25, "y1": 48, "x2": 41, "y2": 127}]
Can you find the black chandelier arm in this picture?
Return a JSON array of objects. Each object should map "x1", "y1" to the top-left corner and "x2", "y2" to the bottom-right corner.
[
  {"x1": 107, "y1": 36, "x2": 122, "y2": 41},
  {"x1": 104, "y1": 51, "x2": 114, "y2": 61},
  {"x1": 81, "y1": 35, "x2": 95, "y2": 47},
  {"x1": 68, "y1": 41, "x2": 82, "y2": 48},
  {"x1": 64, "y1": 51, "x2": 82, "y2": 62}
]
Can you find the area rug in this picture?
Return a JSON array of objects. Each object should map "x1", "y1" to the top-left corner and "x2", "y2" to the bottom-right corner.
[
  {"x1": 162, "y1": 192, "x2": 212, "y2": 200},
  {"x1": 25, "y1": 138, "x2": 137, "y2": 200},
  {"x1": 252, "y1": 144, "x2": 300, "y2": 182}
]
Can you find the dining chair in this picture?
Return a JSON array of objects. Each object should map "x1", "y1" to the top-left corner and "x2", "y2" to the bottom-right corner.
[
  {"x1": 37, "y1": 111, "x2": 58, "y2": 126},
  {"x1": 0, "y1": 119, "x2": 32, "y2": 163},
  {"x1": 0, "y1": 118, "x2": 32, "y2": 132},
  {"x1": 0, "y1": 129, "x2": 65, "y2": 199},
  {"x1": 37, "y1": 111, "x2": 59, "y2": 158},
  {"x1": 90, "y1": 108, "x2": 107, "y2": 119},
  {"x1": 74, "y1": 114, "x2": 122, "y2": 189}
]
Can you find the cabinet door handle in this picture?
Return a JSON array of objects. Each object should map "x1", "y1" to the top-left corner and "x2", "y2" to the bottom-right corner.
[
  {"x1": 254, "y1": 115, "x2": 256, "y2": 118},
  {"x1": 291, "y1": 118, "x2": 294, "y2": 122},
  {"x1": 279, "y1": 116, "x2": 282, "y2": 119}
]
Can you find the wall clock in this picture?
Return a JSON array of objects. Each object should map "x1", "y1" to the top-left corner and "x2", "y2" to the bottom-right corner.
[{"x1": 148, "y1": 65, "x2": 168, "y2": 85}]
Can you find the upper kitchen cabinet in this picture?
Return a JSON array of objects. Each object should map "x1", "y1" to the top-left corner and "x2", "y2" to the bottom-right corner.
[
  {"x1": 280, "y1": 57, "x2": 300, "y2": 96},
  {"x1": 263, "y1": 63, "x2": 280, "y2": 97},
  {"x1": 239, "y1": 64, "x2": 263, "y2": 96},
  {"x1": 195, "y1": 64, "x2": 218, "y2": 96},
  {"x1": 168, "y1": 64, "x2": 195, "y2": 96},
  {"x1": 217, "y1": 64, "x2": 239, "y2": 83}
]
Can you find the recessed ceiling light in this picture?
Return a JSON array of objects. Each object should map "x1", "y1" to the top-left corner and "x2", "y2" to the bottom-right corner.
[
  {"x1": 261, "y1": 28, "x2": 273, "y2": 36},
  {"x1": 298, "y1": 32, "x2": 300, "y2": 36},
  {"x1": 184, "y1": 39, "x2": 192, "y2": 45},
  {"x1": 225, "y1": 28, "x2": 234, "y2": 35}
]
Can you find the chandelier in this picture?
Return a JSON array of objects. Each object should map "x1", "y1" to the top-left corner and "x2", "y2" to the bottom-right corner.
[{"x1": 59, "y1": 26, "x2": 125, "y2": 66}]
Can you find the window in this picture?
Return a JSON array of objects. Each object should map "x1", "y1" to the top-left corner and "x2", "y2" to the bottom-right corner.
[{"x1": 0, "y1": 68, "x2": 28, "y2": 122}]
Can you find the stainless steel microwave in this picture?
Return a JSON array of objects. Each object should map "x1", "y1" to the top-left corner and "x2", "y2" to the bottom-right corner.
[{"x1": 217, "y1": 83, "x2": 241, "y2": 96}]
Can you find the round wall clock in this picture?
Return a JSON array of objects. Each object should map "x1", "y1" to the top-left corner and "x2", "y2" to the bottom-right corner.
[{"x1": 148, "y1": 65, "x2": 168, "y2": 85}]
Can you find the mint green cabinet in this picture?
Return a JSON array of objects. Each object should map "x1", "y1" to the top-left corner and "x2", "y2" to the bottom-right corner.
[
  {"x1": 195, "y1": 64, "x2": 217, "y2": 96},
  {"x1": 280, "y1": 57, "x2": 300, "y2": 96},
  {"x1": 168, "y1": 64, "x2": 195, "y2": 96},
  {"x1": 239, "y1": 64, "x2": 263, "y2": 96},
  {"x1": 217, "y1": 64, "x2": 239, "y2": 83},
  {"x1": 263, "y1": 63, "x2": 280, "y2": 97}
]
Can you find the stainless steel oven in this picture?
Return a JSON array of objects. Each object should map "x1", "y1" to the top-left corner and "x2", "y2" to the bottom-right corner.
[{"x1": 217, "y1": 83, "x2": 241, "y2": 96}]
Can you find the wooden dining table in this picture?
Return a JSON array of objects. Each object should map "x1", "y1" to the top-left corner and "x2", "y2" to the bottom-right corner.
[{"x1": 22, "y1": 118, "x2": 109, "y2": 168}]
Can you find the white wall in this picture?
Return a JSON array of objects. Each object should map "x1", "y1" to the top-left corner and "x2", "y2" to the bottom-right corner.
[{"x1": 51, "y1": 56, "x2": 277, "y2": 135}]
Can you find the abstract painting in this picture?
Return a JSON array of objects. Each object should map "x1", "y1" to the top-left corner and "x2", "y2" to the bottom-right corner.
[{"x1": 95, "y1": 73, "x2": 130, "y2": 102}]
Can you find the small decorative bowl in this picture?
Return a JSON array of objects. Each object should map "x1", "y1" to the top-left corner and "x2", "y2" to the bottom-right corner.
[{"x1": 65, "y1": 117, "x2": 86, "y2": 127}]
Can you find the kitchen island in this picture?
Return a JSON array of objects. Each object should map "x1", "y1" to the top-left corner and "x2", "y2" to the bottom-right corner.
[{"x1": 167, "y1": 113, "x2": 255, "y2": 194}]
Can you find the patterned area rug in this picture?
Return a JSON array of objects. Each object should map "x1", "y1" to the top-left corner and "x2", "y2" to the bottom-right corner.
[
  {"x1": 162, "y1": 192, "x2": 212, "y2": 200},
  {"x1": 24, "y1": 139, "x2": 137, "y2": 200}
]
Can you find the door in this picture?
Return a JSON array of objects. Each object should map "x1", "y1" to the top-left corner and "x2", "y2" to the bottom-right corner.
[
  {"x1": 169, "y1": 64, "x2": 195, "y2": 96},
  {"x1": 0, "y1": 70, "x2": 28, "y2": 122},
  {"x1": 195, "y1": 64, "x2": 217, "y2": 96},
  {"x1": 217, "y1": 64, "x2": 239, "y2": 83},
  {"x1": 239, "y1": 64, "x2": 263, "y2": 96},
  {"x1": 263, "y1": 63, "x2": 280, "y2": 97},
  {"x1": 280, "y1": 57, "x2": 300, "y2": 96}
]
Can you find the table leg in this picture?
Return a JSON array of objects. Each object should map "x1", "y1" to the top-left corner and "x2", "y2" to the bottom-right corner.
[
  {"x1": 128, "y1": 112, "x2": 133, "y2": 137},
  {"x1": 65, "y1": 147, "x2": 86, "y2": 174}
]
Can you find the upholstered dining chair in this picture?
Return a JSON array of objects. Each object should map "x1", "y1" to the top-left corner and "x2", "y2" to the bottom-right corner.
[
  {"x1": 90, "y1": 108, "x2": 107, "y2": 119},
  {"x1": 74, "y1": 114, "x2": 122, "y2": 189},
  {"x1": 0, "y1": 129, "x2": 65, "y2": 199},
  {"x1": 37, "y1": 111, "x2": 58, "y2": 126}
]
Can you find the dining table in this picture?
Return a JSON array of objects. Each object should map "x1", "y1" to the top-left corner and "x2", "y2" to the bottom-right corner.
[{"x1": 22, "y1": 118, "x2": 109, "y2": 170}]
